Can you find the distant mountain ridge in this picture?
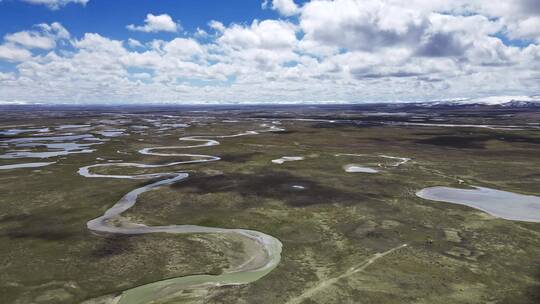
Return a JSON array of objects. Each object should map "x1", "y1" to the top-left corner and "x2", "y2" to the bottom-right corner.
[
  {"x1": 424, "y1": 96, "x2": 540, "y2": 107},
  {"x1": 1, "y1": 96, "x2": 539, "y2": 107}
]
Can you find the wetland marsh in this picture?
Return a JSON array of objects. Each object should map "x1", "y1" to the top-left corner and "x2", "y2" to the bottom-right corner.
[{"x1": 1, "y1": 104, "x2": 539, "y2": 304}]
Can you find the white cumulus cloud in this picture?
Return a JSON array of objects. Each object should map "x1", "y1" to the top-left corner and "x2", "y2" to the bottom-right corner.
[
  {"x1": 127, "y1": 38, "x2": 144, "y2": 48},
  {"x1": 263, "y1": 0, "x2": 300, "y2": 16},
  {"x1": 218, "y1": 20, "x2": 297, "y2": 50},
  {"x1": 127, "y1": 14, "x2": 180, "y2": 33},
  {"x1": 5, "y1": 31, "x2": 56, "y2": 50},
  {"x1": 4, "y1": 22, "x2": 69, "y2": 50},
  {"x1": 0, "y1": 44, "x2": 32, "y2": 62},
  {"x1": 0, "y1": 1, "x2": 539, "y2": 104}
]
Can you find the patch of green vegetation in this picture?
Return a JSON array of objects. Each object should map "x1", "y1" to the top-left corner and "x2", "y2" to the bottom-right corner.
[{"x1": 1, "y1": 107, "x2": 539, "y2": 303}]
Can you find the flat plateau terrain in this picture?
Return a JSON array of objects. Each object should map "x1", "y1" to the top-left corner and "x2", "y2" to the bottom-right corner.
[{"x1": 0, "y1": 104, "x2": 539, "y2": 303}]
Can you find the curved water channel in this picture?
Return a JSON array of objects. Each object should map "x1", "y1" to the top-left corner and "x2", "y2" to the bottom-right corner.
[
  {"x1": 336, "y1": 154, "x2": 411, "y2": 174},
  {"x1": 78, "y1": 124, "x2": 284, "y2": 304}
]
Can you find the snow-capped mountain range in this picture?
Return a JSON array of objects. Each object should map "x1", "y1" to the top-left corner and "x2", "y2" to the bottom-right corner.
[
  {"x1": 0, "y1": 96, "x2": 539, "y2": 107},
  {"x1": 425, "y1": 95, "x2": 540, "y2": 107}
]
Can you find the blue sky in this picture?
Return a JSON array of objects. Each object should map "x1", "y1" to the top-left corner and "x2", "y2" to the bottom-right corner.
[
  {"x1": 0, "y1": 0, "x2": 538, "y2": 104},
  {"x1": 0, "y1": 0, "x2": 288, "y2": 40}
]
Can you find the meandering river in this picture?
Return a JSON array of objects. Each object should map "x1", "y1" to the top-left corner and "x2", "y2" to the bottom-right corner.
[{"x1": 79, "y1": 124, "x2": 284, "y2": 304}]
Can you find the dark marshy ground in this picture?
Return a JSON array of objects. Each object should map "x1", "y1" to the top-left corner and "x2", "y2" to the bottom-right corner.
[{"x1": 0, "y1": 103, "x2": 539, "y2": 304}]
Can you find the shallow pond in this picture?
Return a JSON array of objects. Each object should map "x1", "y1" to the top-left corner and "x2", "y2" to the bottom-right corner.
[
  {"x1": 343, "y1": 164, "x2": 379, "y2": 173},
  {"x1": 416, "y1": 186, "x2": 540, "y2": 222},
  {"x1": 272, "y1": 156, "x2": 304, "y2": 164}
]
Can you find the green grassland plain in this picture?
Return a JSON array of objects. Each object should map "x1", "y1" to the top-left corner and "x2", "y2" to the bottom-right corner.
[{"x1": 0, "y1": 105, "x2": 539, "y2": 304}]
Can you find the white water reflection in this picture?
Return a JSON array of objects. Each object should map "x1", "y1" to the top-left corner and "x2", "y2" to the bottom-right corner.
[
  {"x1": 0, "y1": 127, "x2": 49, "y2": 136},
  {"x1": 95, "y1": 129, "x2": 127, "y2": 137},
  {"x1": 0, "y1": 161, "x2": 55, "y2": 170},
  {"x1": 337, "y1": 154, "x2": 410, "y2": 173},
  {"x1": 0, "y1": 134, "x2": 103, "y2": 159},
  {"x1": 140, "y1": 125, "x2": 283, "y2": 157},
  {"x1": 378, "y1": 155, "x2": 411, "y2": 167},
  {"x1": 56, "y1": 124, "x2": 91, "y2": 130},
  {"x1": 416, "y1": 186, "x2": 540, "y2": 222},
  {"x1": 271, "y1": 156, "x2": 304, "y2": 164},
  {"x1": 343, "y1": 164, "x2": 379, "y2": 173},
  {"x1": 3, "y1": 134, "x2": 97, "y2": 143}
]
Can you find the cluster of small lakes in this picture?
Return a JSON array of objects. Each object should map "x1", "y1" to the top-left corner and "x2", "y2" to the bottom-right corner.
[{"x1": 0, "y1": 104, "x2": 539, "y2": 304}]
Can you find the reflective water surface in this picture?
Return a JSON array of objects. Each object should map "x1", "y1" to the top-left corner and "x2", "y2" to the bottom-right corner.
[
  {"x1": 416, "y1": 186, "x2": 540, "y2": 222},
  {"x1": 343, "y1": 164, "x2": 379, "y2": 173}
]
